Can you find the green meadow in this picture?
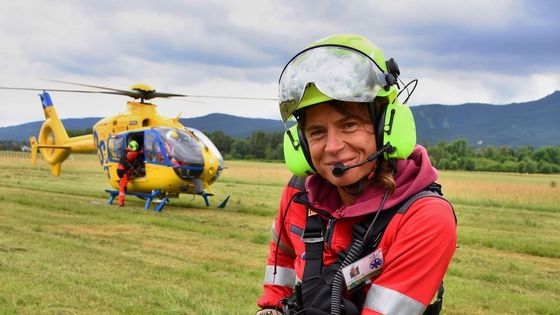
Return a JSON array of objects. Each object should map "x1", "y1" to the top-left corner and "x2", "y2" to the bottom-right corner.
[{"x1": 0, "y1": 153, "x2": 559, "y2": 314}]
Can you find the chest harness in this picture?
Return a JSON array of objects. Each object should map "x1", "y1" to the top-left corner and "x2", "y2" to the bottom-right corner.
[{"x1": 281, "y1": 183, "x2": 453, "y2": 315}]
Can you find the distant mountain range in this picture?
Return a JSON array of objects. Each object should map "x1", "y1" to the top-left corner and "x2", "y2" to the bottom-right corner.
[
  {"x1": 1, "y1": 91, "x2": 559, "y2": 147},
  {"x1": 413, "y1": 90, "x2": 560, "y2": 147}
]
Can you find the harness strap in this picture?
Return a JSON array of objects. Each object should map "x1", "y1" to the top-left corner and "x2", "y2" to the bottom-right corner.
[
  {"x1": 423, "y1": 283, "x2": 444, "y2": 315},
  {"x1": 296, "y1": 183, "x2": 453, "y2": 315},
  {"x1": 301, "y1": 211, "x2": 325, "y2": 280},
  {"x1": 288, "y1": 176, "x2": 306, "y2": 191}
]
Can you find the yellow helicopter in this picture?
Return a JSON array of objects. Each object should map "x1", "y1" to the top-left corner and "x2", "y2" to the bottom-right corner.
[{"x1": 1, "y1": 81, "x2": 273, "y2": 210}]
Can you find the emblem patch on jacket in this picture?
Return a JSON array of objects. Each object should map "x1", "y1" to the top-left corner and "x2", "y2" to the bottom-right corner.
[{"x1": 342, "y1": 248, "x2": 384, "y2": 290}]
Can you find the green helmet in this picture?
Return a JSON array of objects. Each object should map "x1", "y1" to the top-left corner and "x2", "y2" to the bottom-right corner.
[
  {"x1": 280, "y1": 34, "x2": 415, "y2": 176},
  {"x1": 128, "y1": 140, "x2": 139, "y2": 151},
  {"x1": 278, "y1": 34, "x2": 399, "y2": 122}
]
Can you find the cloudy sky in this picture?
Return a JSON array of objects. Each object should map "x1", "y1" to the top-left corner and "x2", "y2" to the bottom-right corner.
[{"x1": 0, "y1": 0, "x2": 558, "y2": 127}]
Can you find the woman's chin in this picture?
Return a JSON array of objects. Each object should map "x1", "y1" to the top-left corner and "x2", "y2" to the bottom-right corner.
[{"x1": 324, "y1": 171, "x2": 366, "y2": 187}]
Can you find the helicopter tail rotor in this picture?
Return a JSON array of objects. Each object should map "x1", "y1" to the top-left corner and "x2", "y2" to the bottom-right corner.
[{"x1": 30, "y1": 92, "x2": 95, "y2": 176}]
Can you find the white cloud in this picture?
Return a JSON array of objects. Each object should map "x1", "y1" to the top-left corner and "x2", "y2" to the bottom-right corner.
[
  {"x1": 367, "y1": 0, "x2": 524, "y2": 31},
  {"x1": 0, "y1": 0, "x2": 558, "y2": 128},
  {"x1": 406, "y1": 68, "x2": 560, "y2": 106}
]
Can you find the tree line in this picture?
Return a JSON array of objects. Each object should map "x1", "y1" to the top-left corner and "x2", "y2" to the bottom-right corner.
[
  {"x1": 206, "y1": 132, "x2": 560, "y2": 174},
  {"x1": 2, "y1": 130, "x2": 559, "y2": 174},
  {"x1": 425, "y1": 139, "x2": 560, "y2": 174}
]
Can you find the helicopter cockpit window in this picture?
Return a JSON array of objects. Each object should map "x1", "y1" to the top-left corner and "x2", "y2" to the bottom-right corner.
[
  {"x1": 156, "y1": 127, "x2": 205, "y2": 167},
  {"x1": 108, "y1": 136, "x2": 124, "y2": 162},
  {"x1": 188, "y1": 127, "x2": 225, "y2": 184},
  {"x1": 188, "y1": 127, "x2": 224, "y2": 164},
  {"x1": 189, "y1": 128, "x2": 224, "y2": 184}
]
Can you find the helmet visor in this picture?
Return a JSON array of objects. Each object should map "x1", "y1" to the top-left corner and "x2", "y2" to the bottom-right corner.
[{"x1": 279, "y1": 46, "x2": 387, "y2": 122}]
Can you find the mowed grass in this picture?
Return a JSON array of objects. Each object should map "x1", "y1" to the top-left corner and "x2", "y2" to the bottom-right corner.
[{"x1": 0, "y1": 154, "x2": 559, "y2": 314}]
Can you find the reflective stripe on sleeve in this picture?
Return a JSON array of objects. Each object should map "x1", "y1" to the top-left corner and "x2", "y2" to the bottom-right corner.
[
  {"x1": 263, "y1": 265, "x2": 296, "y2": 288},
  {"x1": 271, "y1": 221, "x2": 296, "y2": 257},
  {"x1": 363, "y1": 284, "x2": 426, "y2": 315}
]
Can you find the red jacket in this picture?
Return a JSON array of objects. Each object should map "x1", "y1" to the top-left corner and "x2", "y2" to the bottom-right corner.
[
  {"x1": 257, "y1": 146, "x2": 457, "y2": 314},
  {"x1": 117, "y1": 149, "x2": 141, "y2": 172}
]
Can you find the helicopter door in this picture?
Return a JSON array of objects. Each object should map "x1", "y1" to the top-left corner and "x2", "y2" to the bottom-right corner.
[
  {"x1": 108, "y1": 132, "x2": 146, "y2": 178},
  {"x1": 144, "y1": 130, "x2": 167, "y2": 165},
  {"x1": 125, "y1": 132, "x2": 145, "y2": 178}
]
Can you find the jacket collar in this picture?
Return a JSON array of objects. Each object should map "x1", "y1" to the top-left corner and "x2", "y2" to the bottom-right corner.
[{"x1": 304, "y1": 145, "x2": 438, "y2": 219}]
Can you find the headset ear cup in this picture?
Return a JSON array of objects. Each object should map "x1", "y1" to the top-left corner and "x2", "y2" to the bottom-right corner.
[
  {"x1": 383, "y1": 101, "x2": 417, "y2": 160},
  {"x1": 282, "y1": 124, "x2": 316, "y2": 176}
]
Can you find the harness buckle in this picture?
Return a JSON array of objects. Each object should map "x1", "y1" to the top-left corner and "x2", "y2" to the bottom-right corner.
[
  {"x1": 301, "y1": 230, "x2": 324, "y2": 243},
  {"x1": 302, "y1": 236, "x2": 324, "y2": 243},
  {"x1": 302, "y1": 208, "x2": 324, "y2": 243}
]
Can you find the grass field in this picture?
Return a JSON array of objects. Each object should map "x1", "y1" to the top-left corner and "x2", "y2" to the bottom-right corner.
[{"x1": 0, "y1": 153, "x2": 559, "y2": 314}]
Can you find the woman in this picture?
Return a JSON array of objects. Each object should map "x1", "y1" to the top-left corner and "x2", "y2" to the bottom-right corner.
[{"x1": 256, "y1": 34, "x2": 457, "y2": 315}]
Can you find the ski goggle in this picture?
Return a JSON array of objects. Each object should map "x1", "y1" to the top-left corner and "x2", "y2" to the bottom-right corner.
[{"x1": 278, "y1": 45, "x2": 387, "y2": 122}]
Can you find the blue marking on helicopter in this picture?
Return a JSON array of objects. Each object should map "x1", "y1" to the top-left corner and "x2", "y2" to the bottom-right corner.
[
  {"x1": 173, "y1": 165, "x2": 205, "y2": 171},
  {"x1": 104, "y1": 189, "x2": 169, "y2": 212},
  {"x1": 39, "y1": 92, "x2": 53, "y2": 108}
]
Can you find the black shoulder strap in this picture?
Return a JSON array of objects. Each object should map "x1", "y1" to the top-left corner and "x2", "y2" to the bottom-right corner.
[
  {"x1": 398, "y1": 190, "x2": 443, "y2": 214},
  {"x1": 398, "y1": 183, "x2": 457, "y2": 224},
  {"x1": 357, "y1": 184, "x2": 446, "y2": 250},
  {"x1": 301, "y1": 211, "x2": 325, "y2": 281},
  {"x1": 351, "y1": 206, "x2": 399, "y2": 253},
  {"x1": 288, "y1": 176, "x2": 306, "y2": 191},
  {"x1": 423, "y1": 283, "x2": 445, "y2": 315}
]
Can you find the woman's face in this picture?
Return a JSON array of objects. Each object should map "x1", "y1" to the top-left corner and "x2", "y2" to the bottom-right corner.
[{"x1": 304, "y1": 101, "x2": 377, "y2": 187}]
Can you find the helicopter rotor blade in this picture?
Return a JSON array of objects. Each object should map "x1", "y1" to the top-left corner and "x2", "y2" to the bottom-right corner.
[
  {"x1": 148, "y1": 92, "x2": 188, "y2": 98},
  {"x1": 184, "y1": 94, "x2": 277, "y2": 101},
  {"x1": 43, "y1": 79, "x2": 278, "y2": 101},
  {"x1": 1, "y1": 81, "x2": 278, "y2": 102},
  {"x1": 0, "y1": 86, "x2": 131, "y2": 96},
  {"x1": 45, "y1": 79, "x2": 135, "y2": 94},
  {"x1": 45, "y1": 80, "x2": 182, "y2": 100},
  {"x1": 163, "y1": 97, "x2": 206, "y2": 104}
]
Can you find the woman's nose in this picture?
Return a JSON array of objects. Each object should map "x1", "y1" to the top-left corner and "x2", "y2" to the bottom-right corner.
[{"x1": 324, "y1": 129, "x2": 345, "y2": 154}]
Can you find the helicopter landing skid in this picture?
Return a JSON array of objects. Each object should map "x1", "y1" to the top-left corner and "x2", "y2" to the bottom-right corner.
[
  {"x1": 199, "y1": 192, "x2": 230, "y2": 208},
  {"x1": 104, "y1": 189, "x2": 170, "y2": 212}
]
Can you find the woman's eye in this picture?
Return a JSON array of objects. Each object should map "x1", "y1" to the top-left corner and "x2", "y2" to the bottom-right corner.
[
  {"x1": 343, "y1": 121, "x2": 358, "y2": 130},
  {"x1": 308, "y1": 129, "x2": 325, "y2": 139}
]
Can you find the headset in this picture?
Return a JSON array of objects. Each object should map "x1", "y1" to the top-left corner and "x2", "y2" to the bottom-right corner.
[{"x1": 282, "y1": 58, "x2": 417, "y2": 177}]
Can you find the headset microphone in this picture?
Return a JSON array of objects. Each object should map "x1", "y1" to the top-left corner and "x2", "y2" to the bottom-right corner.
[{"x1": 332, "y1": 144, "x2": 394, "y2": 177}]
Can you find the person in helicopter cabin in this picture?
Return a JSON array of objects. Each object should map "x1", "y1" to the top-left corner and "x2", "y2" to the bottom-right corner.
[{"x1": 116, "y1": 140, "x2": 143, "y2": 206}]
